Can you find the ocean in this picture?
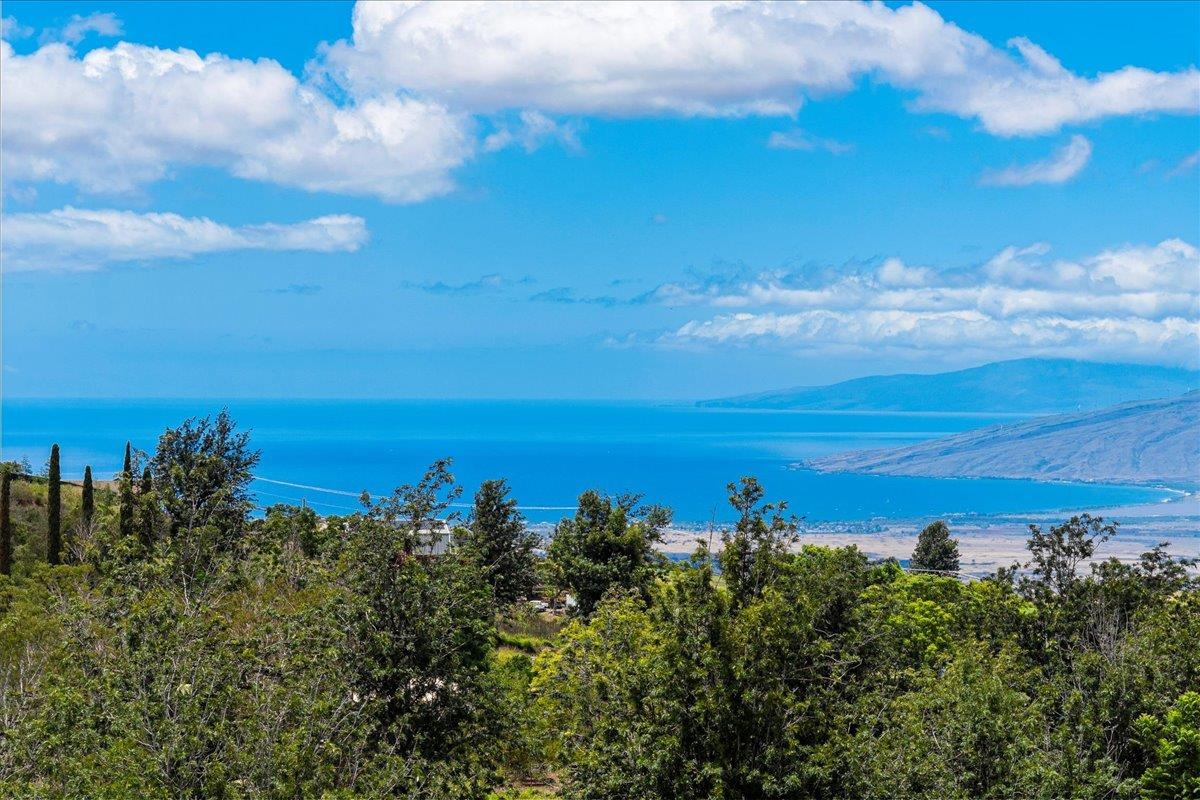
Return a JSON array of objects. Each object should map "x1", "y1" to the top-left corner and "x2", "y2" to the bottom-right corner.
[{"x1": 0, "y1": 399, "x2": 1171, "y2": 525}]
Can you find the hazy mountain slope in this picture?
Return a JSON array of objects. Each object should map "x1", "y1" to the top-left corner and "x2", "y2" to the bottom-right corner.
[
  {"x1": 701, "y1": 359, "x2": 1199, "y2": 414},
  {"x1": 805, "y1": 392, "x2": 1200, "y2": 487}
]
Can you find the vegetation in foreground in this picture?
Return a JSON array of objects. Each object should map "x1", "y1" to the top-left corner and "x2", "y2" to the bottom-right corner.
[{"x1": 1, "y1": 411, "x2": 1197, "y2": 799}]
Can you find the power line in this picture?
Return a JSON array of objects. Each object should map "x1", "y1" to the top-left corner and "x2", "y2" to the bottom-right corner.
[{"x1": 251, "y1": 475, "x2": 575, "y2": 512}]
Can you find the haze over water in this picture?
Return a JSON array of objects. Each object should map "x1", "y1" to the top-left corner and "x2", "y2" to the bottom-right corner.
[{"x1": 1, "y1": 399, "x2": 1170, "y2": 525}]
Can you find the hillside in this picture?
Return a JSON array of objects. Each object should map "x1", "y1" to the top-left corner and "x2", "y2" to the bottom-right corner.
[
  {"x1": 805, "y1": 391, "x2": 1200, "y2": 487},
  {"x1": 701, "y1": 359, "x2": 1199, "y2": 414}
]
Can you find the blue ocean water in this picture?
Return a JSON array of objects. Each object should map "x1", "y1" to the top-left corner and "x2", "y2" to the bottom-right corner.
[{"x1": 0, "y1": 399, "x2": 1171, "y2": 524}]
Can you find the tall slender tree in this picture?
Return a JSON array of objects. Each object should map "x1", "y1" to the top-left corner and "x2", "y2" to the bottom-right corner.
[
  {"x1": 0, "y1": 470, "x2": 11, "y2": 576},
  {"x1": 47, "y1": 444, "x2": 61, "y2": 565},
  {"x1": 119, "y1": 442, "x2": 135, "y2": 539},
  {"x1": 81, "y1": 466, "x2": 95, "y2": 528},
  {"x1": 138, "y1": 466, "x2": 156, "y2": 549}
]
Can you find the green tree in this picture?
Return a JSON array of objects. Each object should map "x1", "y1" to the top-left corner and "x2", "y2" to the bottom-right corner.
[
  {"x1": 343, "y1": 460, "x2": 502, "y2": 795},
  {"x1": 532, "y1": 592, "x2": 679, "y2": 799},
  {"x1": 1135, "y1": 692, "x2": 1200, "y2": 800},
  {"x1": 844, "y1": 645, "x2": 1049, "y2": 799},
  {"x1": 0, "y1": 470, "x2": 11, "y2": 576},
  {"x1": 719, "y1": 476, "x2": 798, "y2": 607},
  {"x1": 257, "y1": 503, "x2": 325, "y2": 559},
  {"x1": 461, "y1": 478, "x2": 539, "y2": 605},
  {"x1": 46, "y1": 444, "x2": 61, "y2": 565},
  {"x1": 151, "y1": 410, "x2": 260, "y2": 542},
  {"x1": 81, "y1": 465, "x2": 94, "y2": 529},
  {"x1": 1024, "y1": 513, "x2": 1117, "y2": 597},
  {"x1": 119, "y1": 441, "x2": 136, "y2": 539},
  {"x1": 910, "y1": 519, "x2": 960, "y2": 573},
  {"x1": 548, "y1": 490, "x2": 669, "y2": 617},
  {"x1": 138, "y1": 466, "x2": 157, "y2": 549}
]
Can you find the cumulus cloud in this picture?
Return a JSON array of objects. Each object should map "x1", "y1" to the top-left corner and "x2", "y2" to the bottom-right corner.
[
  {"x1": 0, "y1": 40, "x2": 473, "y2": 201},
  {"x1": 656, "y1": 239, "x2": 1200, "y2": 364},
  {"x1": 767, "y1": 129, "x2": 854, "y2": 154},
  {"x1": 980, "y1": 135, "x2": 1093, "y2": 186},
  {"x1": 3, "y1": 2, "x2": 1195, "y2": 202},
  {"x1": 323, "y1": 1, "x2": 1198, "y2": 134},
  {"x1": 3, "y1": 207, "x2": 368, "y2": 271}
]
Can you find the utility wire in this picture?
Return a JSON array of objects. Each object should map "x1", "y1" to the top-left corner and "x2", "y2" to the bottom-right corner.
[{"x1": 251, "y1": 475, "x2": 575, "y2": 512}]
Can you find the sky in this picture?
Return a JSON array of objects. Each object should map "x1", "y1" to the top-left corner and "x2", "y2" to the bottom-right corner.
[{"x1": 2, "y1": 0, "x2": 1198, "y2": 399}]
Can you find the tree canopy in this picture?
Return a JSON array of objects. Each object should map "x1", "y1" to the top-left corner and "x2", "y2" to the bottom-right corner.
[
  {"x1": 0, "y1": 414, "x2": 1195, "y2": 799},
  {"x1": 547, "y1": 490, "x2": 670, "y2": 617},
  {"x1": 910, "y1": 519, "x2": 960, "y2": 573}
]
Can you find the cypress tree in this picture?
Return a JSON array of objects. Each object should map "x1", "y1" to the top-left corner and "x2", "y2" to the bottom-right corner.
[
  {"x1": 1, "y1": 471, "x2": 11, "y2": 576},
  {"x1": 138, "y1": 466, "x2": 155, "y2": 549},
  {"x1": 81, "y1": 466, "x2": 95, "y2": 528},
  {"x1": 119, "y1": 442, "x2": 135, "y2": 539},
  {"x1": 47, "y1": 444, "x2": 61, "y2": 565}
]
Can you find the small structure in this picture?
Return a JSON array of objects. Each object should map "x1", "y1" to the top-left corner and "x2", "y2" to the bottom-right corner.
[{"x1": 412, "y1": 520, "x2": 456, "y2": 558}]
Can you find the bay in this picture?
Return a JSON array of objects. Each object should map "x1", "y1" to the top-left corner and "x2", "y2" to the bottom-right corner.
[{"x1": 0, "y1": 399, "x2": 1170, "y2": 524}]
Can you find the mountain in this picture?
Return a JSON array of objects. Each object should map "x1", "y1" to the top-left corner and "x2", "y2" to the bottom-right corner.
[
  {"x1": 700, "y1": 359, "x2": 1199, "y2": 414},
  {"x1": 805, "y1": 391, "x2": 1200, "y2": 487}
]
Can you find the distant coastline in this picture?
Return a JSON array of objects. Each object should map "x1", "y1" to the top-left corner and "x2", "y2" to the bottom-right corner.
[
  {"x1": 648, "y1": 491, "x2": 1200, "y2": 575},
  {"x1": 804, "y1": 392, "x2": 1199, "y2": 490}
]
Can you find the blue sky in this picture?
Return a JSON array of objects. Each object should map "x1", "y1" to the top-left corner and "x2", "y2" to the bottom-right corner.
[{"x1": 2, "y1": 1, "x2": 1198, "y2": 399}]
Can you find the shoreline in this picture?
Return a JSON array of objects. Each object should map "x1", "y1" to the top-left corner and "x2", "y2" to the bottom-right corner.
[{"x1": 648, "y1": 491, "x2": 1200, "y2": 574}]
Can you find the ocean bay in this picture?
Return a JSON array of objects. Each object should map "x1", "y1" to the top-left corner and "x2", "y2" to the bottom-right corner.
[{"x1": 2, "y1": 399, "x2": 1171, "y2": 524}]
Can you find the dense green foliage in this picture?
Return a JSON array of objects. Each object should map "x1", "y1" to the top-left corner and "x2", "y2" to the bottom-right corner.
[
  {"x1": 719, "y1": 476, "x2": 798, "y2": 607},
  {"x1": 0, "y1": 415, "x2": 1196, "y2": 798},
  {"x1": 534, "y1": 506, "x2": 1199, "y2": 800},
  {"x1": 0, "y1": 470, "x2": 10, "y2": 576},
  {"x1": 546, "y1": 491, "x2": 669, "y2": 617},
  {"x1": 461, "y1": 479, "x2": 540, "y2": 605},
  {"x1": 911, "y1": 519, "x2": 960, "y2": 573},
  {"x1": 1135, "y1": 691, "x2": 1200, "y2": 799}
]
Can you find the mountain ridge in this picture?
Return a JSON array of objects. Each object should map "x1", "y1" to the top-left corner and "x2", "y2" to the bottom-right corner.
[
  {"x1": 804, "y1": 391, "x2": 1200, "y2": 488},
  {"x1": 701, "y1": 358, "x2": 1199, "y2": 414}
]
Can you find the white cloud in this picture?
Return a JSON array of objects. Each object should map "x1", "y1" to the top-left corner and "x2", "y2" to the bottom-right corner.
[
  {"x1": 980, "y1": 135, "x2": 1093, "y2": 186},
  {"x1": 672, "y1": 309, "x2": 1198, "y2": 365},
  {"x1": 1, "y1": 16, "x2": 32, "y2": 39},
  {"x1": 2, "y1": 2, "x2": 1195, "y2": 203},
  {"x1": 482, "y1": 110, "x2": 582, "y2": 153},
  {"x1": 767, "y1": 129, "x2": 853, "y2": 154},
  {"x1": 323, "y1": 1, "x2": 1198, "y2": 134},
  {"x1": 0, "y1": 40, "x2": 474, "y2": 201},
  {"x1": 2, "y1": 207, "x2": 368, "y2": 271},
  {"x1": 658, "y1": 239, "x2": 1200, "y2": 365},
  {"x1": 876, "y1": 257, "x2": 932, "y2": 287},
  {"x1": 56, "y1": 12, "x2": 123, "y2": 44},
  {"x1": 1167, "y1": 149, "x2": 1200, "y2": 178}
]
